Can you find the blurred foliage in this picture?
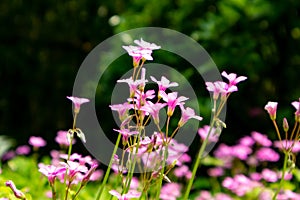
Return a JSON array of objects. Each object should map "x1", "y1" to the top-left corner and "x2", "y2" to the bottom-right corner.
[{"x1": 0, "y1": 0, "x2": 300, "y2": 149}]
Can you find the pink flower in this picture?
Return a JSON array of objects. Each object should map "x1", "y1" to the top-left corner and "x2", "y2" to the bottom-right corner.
[
  {"x1": 110, "y1": 102, "x2": 134, "y2": 121},
  {"x1": 255, "y1": 147, "x2": 279, "y2": 162},
  {"x1": 206, "y1": 81, "x2": 237, "y2": 99},
  {"x1": 274, "y1": 140, "x2": 300, "y2": 153},
  {"x1": 55, "y1": 130, "x2": 75, "y2": 147},
  {"x1": 251, "y1": 131, "x2": 272, "y2": 147},
  {"x1": 178, "y1": 106, "x2": 202, "y2": 127},
  {"x1": 160, "y1": 183, "x2": 182, "y2": 200},
  {"x1": 221, "y1": 71, "x2": 247, "y2": 86},
  {"x1": 173, "y1": 165, "x2": 192, "y2": 179},
  {"x1": 198, "y1": 125, "x2": 219, "y2": 142},
  {"x1": 239, "y1": 136, "x2": 255, "y2": 146},
  {"x1": 232, "y1": 144, "x2": 252, "y2": 160},
  {"x1": 15, "y1": 145, "x2": 30, "y2": 155},
  {"x1": 5, "y1": 180, "x2": 26, "y2": 199},
  {"x1": 81, "y1": 161, "x2": 99, "y2": 185},
  {"x1": 207, "y1": 167, "x2": 224, "y2": 177},
  {"x1": 140, "y1": 101, "x2": 166, "y2": 124},
  {"x1": 67, "y1": 96, "x2": 90, "y2": 113},
  {"x1": 161, "y1": 91, "x2": 188, "y2": 116},
  {"x1": 134, "y1": 38, "x2": 161, "y2": 50},
  {"x1": 113, "y1": 129, "x2": 139, "y2": 144},
  {"x1": 261, "y1": 168, "x2": 278, "y2": 182},
  {"x1": 29, "y1": 136, "x2": 46, "y2": 148},
  {"x1": 123, "y1": 38, "x2": 160, "y2": 67},
  {"x1": 109, "y1": 190, "x2": 141, "y2": 200},
  {"x1": 38, "y1": 163, "x2": 66, "y2": 186},
  {"x1": 264, "y1": 101, "x2": 278, "y2": 120},
  {"x1": 150, "y1": 76, "x2": 178, "y2": 96}
]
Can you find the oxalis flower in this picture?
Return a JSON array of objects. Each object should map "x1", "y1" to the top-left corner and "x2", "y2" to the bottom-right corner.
[
  {"x1": 292, "y1": 98, "x2": 300, "y2": 122},
  {"x1": 178, "y1": 105, "x2": 203, "y2": 127},
  {"x1": 264, "y1": 101, "x2": 278, "y2": 120},
  {"x1": 123, "y1": 38, "x2": 160, "y2": 67},
  {"x1": 67, "y1": 96, "x2": 90, "y2": 114},
  {"x1": 161, "y1": 91, "x2": 188, "y2": 116},
  {"x1": 221, "y1": 71, "x2": 247, "y2": 86},
  {"x1": 109, "y1": 190, "x2": 141, "y2": 200}
]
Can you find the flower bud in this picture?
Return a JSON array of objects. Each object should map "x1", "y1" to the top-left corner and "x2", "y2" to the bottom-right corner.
[
  {"x1": 283, "y1": 118, "x2": 289, "y2": 132},
  {"x1": 5, "y1": 180, "x2": 26, "y2": 200}
]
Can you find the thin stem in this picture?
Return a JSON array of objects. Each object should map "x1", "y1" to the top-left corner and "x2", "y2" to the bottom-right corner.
[
  {"x1": 154, "y1": 144, "x2": 168, "y2": 199},
  {"x1": 183, "y1": 120, "x2": 215, "y2": 199},
  {"x1": 95, "y1": 133, "x2": 122, "y2": 200},
  {"x1": 72, "y1": 185, "x2": 84, "y2": 200},
  {"x1": 272, "y1": 152, "x2": 288, "y2": 200}
]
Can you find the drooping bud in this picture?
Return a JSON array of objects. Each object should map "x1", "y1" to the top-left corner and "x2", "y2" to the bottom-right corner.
[{"x1": 5, "y1": 180, "x2": 26, "y2": 200}]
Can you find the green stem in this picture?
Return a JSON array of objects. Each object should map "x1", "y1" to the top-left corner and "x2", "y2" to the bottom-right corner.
[
  {"x1": 272, "y1": 152, "x2": 288, "y2": 200},
  {"x1": 155, "y1": 144, "x2": 168, "y2": 199},
  {"x1": 183, "y1": 120, "x2": 215, "y2": 199},
  {"x1": 95, "y1": 133, "x2": 122, "y2": 200}
]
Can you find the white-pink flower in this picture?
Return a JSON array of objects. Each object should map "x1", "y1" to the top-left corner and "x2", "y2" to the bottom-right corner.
[
  {"x1": 205, "y1": 81, "x2": 237, "y2": 99},
  {"x1": 109, "y1": 190, "x2": 141, "y2": 200},
  {"x1": 161, "y1": 91, "x2": 188, "y2": 116},
  {"x1": 150, "y1": 76, "x2": 179, "y2": 94},
  {"x1": 178, "y1": 106, "x2": 202, "y2": 127},
  {"x1": 67, "y1": 96, "x2": 89, "y2": 113},
  {"x1": 221, "y1": 71, "x2": 247, "y2": 86},
  {"x1": 134, "y1": 38, "x2": 161, "y2": 50},
  {"x1": 264, "y1": 101, "x2": 278, "y2": 120},
  {"x1": 122, "y1": 39, "x2": 160, "y2": 66}
]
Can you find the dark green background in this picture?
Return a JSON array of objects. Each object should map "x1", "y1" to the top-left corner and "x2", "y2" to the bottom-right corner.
[{"x1": 1, "y1": 0, "x2": 299, "y2": 151}]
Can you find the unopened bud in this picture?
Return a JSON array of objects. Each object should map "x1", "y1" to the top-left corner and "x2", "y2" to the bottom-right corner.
[
  {"x1": 283, "y1": 118, "x2": 289, "y2": 132},
  {"x1": 5, "y1": 180, "x2": 26, "y2": 199}
]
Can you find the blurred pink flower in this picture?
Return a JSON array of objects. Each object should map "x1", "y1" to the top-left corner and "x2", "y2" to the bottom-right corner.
[
  {"x1": 207, "y1": 167, "x2": 224, "y2": 177},
  {"x1": 15, "y1": 145, "x2": 30, "y2": 155},
  {"x1": 255, "y1": 147, "x2": 280, "y2": 162},
  {"x1": 222, "y1": 174, "x2": 262, "y2": 197},
  {"x1": 67, "y1": 96, "x2": 89, "y2": 113},
  {"x1": 261, "y1": 168, "x2": 278, "y2": 182},
  {"x1": 55, "y1": 130, "x2": 75, "y2": 147},
  {"x1": 251, "y1": 131, "x2": 272, "y2": 147},
  {"x1": 232, "y1": 144, "x2": 252, "y2": 160},
  {"x1": 239, "y1": 136, "x2": 255, "y2": 146},
  {"x1": 264, "y1": 101, "x2": 278, "y2": 120},
  {"x1": 198, "y1": 125, "x2": 219, "y2": 142},
  {"x1": 29, "y1": 136, "x2": 46, "y2": 148},
  {"x1": 160, "y1": 183, "x2": 182, "y2": 200},
  {"x1": 173, "y1": 165, "x2": 192, "y2": 179},
  {"x1": 274, "y1": 140, "x2": 300, "y2": 153}
]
